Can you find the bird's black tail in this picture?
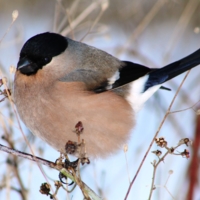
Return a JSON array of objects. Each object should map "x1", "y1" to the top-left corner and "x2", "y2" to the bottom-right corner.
[{"x1": 144, "y1": 48, "x2": 200, "y2": 91}]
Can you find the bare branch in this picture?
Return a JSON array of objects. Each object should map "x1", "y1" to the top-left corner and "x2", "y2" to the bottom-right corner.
[{"x1": 124, "y1": 70, "x2": 191, "y2": 200}]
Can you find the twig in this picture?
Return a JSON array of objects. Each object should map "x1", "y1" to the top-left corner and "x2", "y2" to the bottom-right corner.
[
  {"x1": 53, "y1": 0, "x2": 60, "y2": 32},
  {"x1": 148, "y1": 142, "x2": 183, "y2": 200},
  {"x1": 153, "y1": 171, "x2": 175, "y2": 199},
  {"x1": 61, "y1": 168, "x2": 102, "y2": 200},
  {"x1": 0, "y1": 143, "x2": 102, "y2": 200},
  {"x1": 124, "y1": 70, "x2": 191, "y2": 200},
  {"x1": 61, "y1": 0, "x2": 104, "y2": 36},
  {"x1": 0, "y1": 10, "x2": 18, "y2": 45},
  {"x1": 117, "y1": 0, "x2": 167, "y2": 56},
  {"x1": 123, "y1": 144, "x2": 131, "y2": 184},
  {"x1": 55, "y1": 0, "x2": 78, "y2": 34},
  {"x1": 80, "y1": 0, "x2": 109, "y2": 42},
  {"x1": 163, "y1": 0, "x2": 199, "y2": 61},
  {"x1": 169, "y1": 99, "x2": 200, "y2": 114},
  {"x1": 0, "y1": 73, "x2": 57, "y2": 198},
  {"x1": 2, "y1": 116, "x2": 27, "y2": 199},
  {"x1": 0, "y1": 143, "x2": 61, "y2": 170}
]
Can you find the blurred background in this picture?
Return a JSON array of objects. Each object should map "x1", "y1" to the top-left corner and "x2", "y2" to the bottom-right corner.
[{"x1": 0, "y1": 0, "x2": 199, "y2": 199}]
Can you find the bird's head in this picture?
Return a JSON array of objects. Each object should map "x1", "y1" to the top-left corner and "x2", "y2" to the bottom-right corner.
[{"x1": 17, "y1": 32, "x2": 68, "y2": 76}]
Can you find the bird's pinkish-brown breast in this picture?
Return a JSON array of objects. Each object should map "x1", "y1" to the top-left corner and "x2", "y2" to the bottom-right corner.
[{"x1": 14, "y1": 71, "x2": 135, "y2": 158}]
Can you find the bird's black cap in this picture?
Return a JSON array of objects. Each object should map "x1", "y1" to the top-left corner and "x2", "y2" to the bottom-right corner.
[{"x1": 17, "y1": 32, "x2": 68, "y2": 75}]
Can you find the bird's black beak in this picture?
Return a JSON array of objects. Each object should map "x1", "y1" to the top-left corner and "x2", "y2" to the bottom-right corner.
[{"x1": 17, "y1": 57, "x2": 38, "y2": 75}]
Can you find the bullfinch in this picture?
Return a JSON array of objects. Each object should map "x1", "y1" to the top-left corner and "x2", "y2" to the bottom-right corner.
[{"x1": 14, "y1": 32, "x2": 200, "y2": 158}]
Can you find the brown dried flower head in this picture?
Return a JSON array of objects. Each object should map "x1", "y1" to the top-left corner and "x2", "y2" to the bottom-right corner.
[{"x1": 155, "y1": 137, "x2": 167, "y2": 147}]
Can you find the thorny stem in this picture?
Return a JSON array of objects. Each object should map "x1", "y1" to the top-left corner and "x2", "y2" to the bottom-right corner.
[{"x1": 124, "y1": 70, "x2": 191, "y2": 200}]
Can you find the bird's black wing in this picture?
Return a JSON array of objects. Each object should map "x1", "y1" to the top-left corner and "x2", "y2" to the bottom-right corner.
[
  {"x1": 113, "y1": 61, "x2": 153, "y2": 88},
  {"x1": 95, "y1": 48, "x2": 200, "y2": 93},
  {"x1": 94, "y1": 61, "x2": 155, "y2": 93}
]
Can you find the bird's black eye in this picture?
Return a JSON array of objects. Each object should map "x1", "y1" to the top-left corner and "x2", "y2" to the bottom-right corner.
[
  {"x1": 44, "y1": 57, "x2": 51, "y2": 63},
  {"x1": 35, "y1": 56, "x2": 52, "y2": 69},
  {"x1": 40, "y1": 57, "x2": 52, "y2": 66}
]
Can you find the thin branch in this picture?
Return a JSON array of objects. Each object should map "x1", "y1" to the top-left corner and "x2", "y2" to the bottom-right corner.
[
  {"x1": 80, "y1": 0, "x2": 109, "y2": 42},
  {"x1": 56, "y1": 0, "x2": 81, "y2": 34},
  {"x1": 117, "y1": 0, "x2": 167, "y2": 56},
  {"x1": 124, "y1": 70, "x2": 191, "y2": 200},
  {"x1": 2, "y1": 130, "x2": 27, "y2": 199},
  {"x1": 0, "y1": 144, "x2": 60, "y2": 169},
  {"x1": 0, "y1": 74, "x2": 57, "y2": 198},
  {"x1": 61, "y1": 168, "x2": 102, "y2": 200},
  {"x1": 0, "y1": 10, "x2": 18, "y2": 45},
  {"x1": 163, "y1": 0, "x2": 199, "y2": 61},
  {"x1": 61, "y1": 0, "x2": 104, "y2": 36},
  {"x1": 169, "y1": 99, "x2": 200, "y2": 114},
  {"x1": 148, "y1": 142, "x2": 183, "y2": 200},
  {"x1": 123, "y1": 144, "x2": 131, "y2": 184},
  {"x1": 0, "y1": 143, "x2": 102, "y2": 200}
]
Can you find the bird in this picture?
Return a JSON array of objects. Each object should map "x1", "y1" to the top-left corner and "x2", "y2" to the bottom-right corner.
[{"x1": 14, "y1": 32, "x2": 200, "y2": 158}]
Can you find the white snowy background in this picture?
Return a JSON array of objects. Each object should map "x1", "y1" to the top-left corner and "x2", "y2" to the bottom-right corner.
[{"x1": 0, "y1": 0, "x2": 199, "y2": 200}]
